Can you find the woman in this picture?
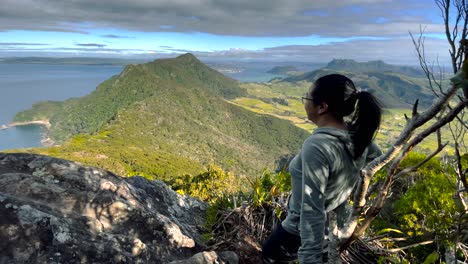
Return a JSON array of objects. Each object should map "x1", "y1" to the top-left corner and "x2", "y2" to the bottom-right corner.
[{"x1": 262, "y1": 74, "x2": 382, "y2": 263}]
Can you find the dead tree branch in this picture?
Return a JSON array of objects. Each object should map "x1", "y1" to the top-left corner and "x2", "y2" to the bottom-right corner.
[{"x1": 338, "y1": 92, "x2": 467, "y2": 252}]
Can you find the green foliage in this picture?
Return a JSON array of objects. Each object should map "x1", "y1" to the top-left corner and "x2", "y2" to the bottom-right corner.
[
  {"x1": 169, "y1": 163, "x2": 240, "y2": 203},
  {"x1": 367, "y1": 152, "x2": 460, "y2": 262},
  {"x1": 13, "y1": 101, "x2": 63, "y2": 122},
  {"x1": 394, "y1": 153, "x2": 456, "y2": 239},
  {"x1": 423, "y1": 252, "x2": 439, "y2": 264},
  {"x1": 247, "y1": 169, "x2": 291, "y2": 219},
  {"x1": 375, "y1": 228, "x2": 405, "y2": 236},
  {"x1": 167, "y1": 163, "x2": 245, "y2": 242}
]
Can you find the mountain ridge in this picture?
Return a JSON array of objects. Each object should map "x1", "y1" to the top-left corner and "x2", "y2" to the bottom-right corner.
[{"x1": 325, "y1": 59, "x2": 424, "y2": 77}]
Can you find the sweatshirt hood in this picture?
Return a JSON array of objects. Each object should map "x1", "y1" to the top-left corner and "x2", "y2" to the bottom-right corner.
[{"x1": 312, "y1": 127, "x2": 361, "y2": 162}]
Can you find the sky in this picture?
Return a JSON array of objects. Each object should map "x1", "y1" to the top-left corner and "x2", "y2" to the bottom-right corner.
[{"x1": 0, "y1": 0, "x2": 460, "y2": 65}]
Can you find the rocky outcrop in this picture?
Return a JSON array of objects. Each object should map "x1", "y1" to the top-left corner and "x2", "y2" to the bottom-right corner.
[
  {"x1": 169, "y1": 251, "x2": 239, "y2": 264},
  {"x1": 0, "y1": 153, "x2": 236, "y2": 263}
]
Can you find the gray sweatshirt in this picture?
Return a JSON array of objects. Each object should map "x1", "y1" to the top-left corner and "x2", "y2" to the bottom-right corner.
[{"x1": 281, "y1": 127, "x2": 381, "y2": 263}]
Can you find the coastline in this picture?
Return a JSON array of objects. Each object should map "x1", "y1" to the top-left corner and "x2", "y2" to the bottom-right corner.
[
  {"x1": 8, "y1": 120, "x2": 51, "y2": 129},
  {"x1": 2, "y1": 120, "x2": 55, "y2": 147}
]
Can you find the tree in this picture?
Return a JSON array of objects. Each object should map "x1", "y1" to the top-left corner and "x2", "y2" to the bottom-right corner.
[{"x1": 328, "y1": 1, "x2": 468, "y2": 263}]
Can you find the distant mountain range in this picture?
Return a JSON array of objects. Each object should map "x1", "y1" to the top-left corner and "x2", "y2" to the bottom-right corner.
[
  {"x1": 14, "y1": 54, "x2": 308, "y2": 178},
  {"x1": 325, "y1": 59, "x2": 424, "y2": 77},
  {"x1": 283, "y1": 59, "x2": 433, "y2": 108}
]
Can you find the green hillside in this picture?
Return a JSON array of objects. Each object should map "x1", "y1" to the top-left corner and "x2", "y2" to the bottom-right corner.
[
  {"x1": 13, "y1": 54, "x2": 308, "y2": 179},
  {"x1": 284, "y1": 66, "x2": 434, "y2": 108}
]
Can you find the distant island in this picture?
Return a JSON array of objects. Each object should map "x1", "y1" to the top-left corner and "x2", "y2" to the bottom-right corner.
[{"x1": 267, "y1": 66, "x2": 301, "y2": 76}]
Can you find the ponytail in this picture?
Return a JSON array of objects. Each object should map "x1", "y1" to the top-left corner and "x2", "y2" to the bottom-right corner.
[
  {"x1": 311, "y1": 74, "x2": 382, "y2": 159},
  {"x1": 349, "y1": 91, "x2": 382, "y2": 158}
]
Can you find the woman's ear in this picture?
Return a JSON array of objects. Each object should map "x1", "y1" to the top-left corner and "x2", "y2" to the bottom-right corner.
[{"x1": 318, "y1": 102, "x2": 328, "y2": 115}]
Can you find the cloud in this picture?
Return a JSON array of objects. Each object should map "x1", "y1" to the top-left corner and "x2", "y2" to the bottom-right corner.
[
  {"x1": 101, "y1": 34, "x2": 131, "y2": 39},
  {"x1": 0, "y1": 0, "x2": 442, "y2": 37},
  {"x1": 76, "y1": 43, "x2": 106, "y2": 48},
  {"x1": 162, "y1": 48, "x2": 195, "y2": 53},
  {"x1": 0, "y1": 42, "x2": 48, "y2": 46},
  {"x1": 58, "y1": 47, "x2": 153, "y2": 53},
  {"x1": 192, "y1": 37, "x2": 451, "y2": 65},
  {"x1": 0, "y1": 35, "x2": 452, "y2": 66}
]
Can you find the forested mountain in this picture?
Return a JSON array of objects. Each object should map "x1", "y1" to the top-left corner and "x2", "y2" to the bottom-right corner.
[
  {"x1": 14, "y1": 53, "x2": 246, "y2": 142},
  {"x1": 14, "y1": 54, "x2": 309, "y2": 178},
  {"x1": 283, "y1": 61, "x2": 434, "y2": 108}
]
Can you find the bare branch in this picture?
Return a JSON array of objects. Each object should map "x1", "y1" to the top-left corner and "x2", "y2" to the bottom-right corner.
[
  {"x1": 455, "y1": 0, "x2": 468, "y2": 71},
  {"x1": 372, "y1": 240, "x2": 434, "y2": 253},
  {"x1": 365, "y1": 82, "x2": 461, "y2": 176},
  {"x1": 328, "y1": 211, "x2": 341, "y2": 263},
  {"x1": 440, "y1": 0, "x2": 459, "y2": 73},
  {"x1": 412, "y1": 99, "x2": 420, "y2": 117},
  {"x1": 455, "y1": 142, "x2": 468, "y2": 190},
  {"x1": 402, "y1": 99, "x2": 466, "y2": 154},
  {"x1": 410, "y1": 30, "x2": 446, "y2": 97},
  {"x1": 340, "y1": 97, "x2": 467, "y2": 251}
]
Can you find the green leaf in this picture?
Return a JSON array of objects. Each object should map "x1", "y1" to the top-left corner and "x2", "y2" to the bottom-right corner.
[
  {"x1": 423, "y1": 252, "x2": 439, "y2": 264},
  {"x1": 376, "y1": 228, "x2": 404, "y2": 235}
]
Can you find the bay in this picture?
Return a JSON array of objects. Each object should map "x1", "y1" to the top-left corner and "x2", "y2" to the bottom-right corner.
[{"x1": 0, "y1": 63, "x2": 124, "y2": 150}]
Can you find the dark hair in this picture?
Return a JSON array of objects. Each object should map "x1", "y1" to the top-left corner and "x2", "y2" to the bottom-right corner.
[{"x1": 311, "y1": 74, "x2": 382, "y2": 159}]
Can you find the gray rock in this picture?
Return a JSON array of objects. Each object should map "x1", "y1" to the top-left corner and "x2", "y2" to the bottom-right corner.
[
  {"x1": 0, "y1": 153, "x2": 210, "y2": 263},
  {"x1": 169, "y1": 251, "x2": 239, "y2": 264}
]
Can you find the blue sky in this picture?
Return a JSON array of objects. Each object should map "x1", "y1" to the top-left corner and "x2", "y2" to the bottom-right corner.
[{"x1": 0, "y1": 0, "x2": 457, "y2": 65}]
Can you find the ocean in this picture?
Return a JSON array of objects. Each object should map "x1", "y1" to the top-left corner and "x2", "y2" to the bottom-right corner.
[{"x1": 0, "y1": 63, "x2": 124, "y2": 150}]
